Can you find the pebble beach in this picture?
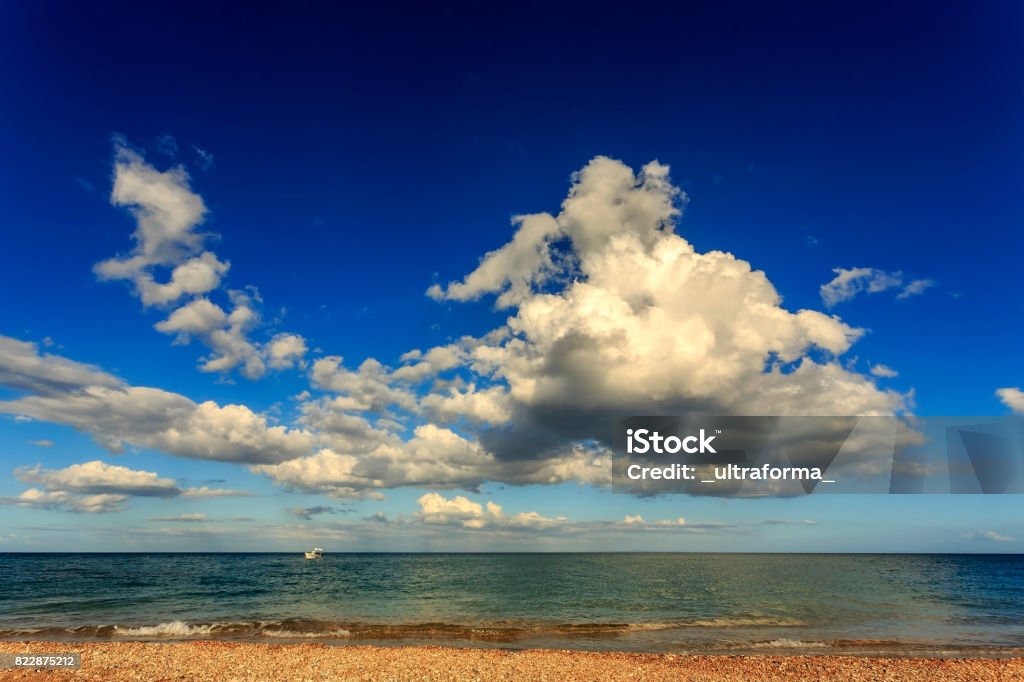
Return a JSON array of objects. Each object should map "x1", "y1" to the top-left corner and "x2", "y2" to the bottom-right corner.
[{"x1": 2, "y1": 642, "x2": 1023, "y2": 681}]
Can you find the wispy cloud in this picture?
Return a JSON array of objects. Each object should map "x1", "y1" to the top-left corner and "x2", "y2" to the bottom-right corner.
[
  {"x1": 289, "y1": 505, "x2": 341, "y2": 520},
  {"x1": 820, "y1": 267, "x2": 935, "y2": 307},
  {"x1": 181, "y1": 486, "x2": 256, "y2": 498},
  {"x1": 192, "y1": 145, "x2": 214, "y2": 171},
  {"x1": 149, "y1": 513, "x2": 208, "y2": 522},
  {"x1": 870, "y1": 364, "x2": 899, "y2": 378},
  {"x1": 964, "y1": 529, "x2": 1013, "y2": 543}
]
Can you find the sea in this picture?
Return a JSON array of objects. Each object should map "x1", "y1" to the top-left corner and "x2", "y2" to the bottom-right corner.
[{"x1": 1, "y1": 553, "x2": 1022, "y2": 656}]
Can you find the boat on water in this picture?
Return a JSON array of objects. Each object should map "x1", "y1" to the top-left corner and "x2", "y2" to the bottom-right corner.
[{"x1": 304, "y1": 547, "x2": 324, "y2": 559}]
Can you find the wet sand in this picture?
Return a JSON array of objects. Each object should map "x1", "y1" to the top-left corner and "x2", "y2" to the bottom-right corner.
[{"x1": 1, "y1": 641, "x2": 1023, "y2": 681}]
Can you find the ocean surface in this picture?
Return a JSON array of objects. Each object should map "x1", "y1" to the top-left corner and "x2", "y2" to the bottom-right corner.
[{"x1": 1, "y1": 553, "x2": 1023, "y2": 656}]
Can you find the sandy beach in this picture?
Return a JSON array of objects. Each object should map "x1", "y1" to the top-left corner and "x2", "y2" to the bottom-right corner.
[{"x1": 1, "y1": 642, "x2": 1023, "y2": 681}]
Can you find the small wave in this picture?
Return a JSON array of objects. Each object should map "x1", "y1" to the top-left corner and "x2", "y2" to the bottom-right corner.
[
  {"x1": 262, "y1": 628, "x2": 351, "y2": 638},
  {"x1": 748, "y1": 638, "x2": 830, "y2": 649},
  {"x1": 682, "y1": 617, "x2": 806, "y2": 628},
  {"x1": 110, "y1": 620, "x2": 353, "y2": 639},
  {"x1": 114, "y1": 621, "x2": 219, "y2": 637}
]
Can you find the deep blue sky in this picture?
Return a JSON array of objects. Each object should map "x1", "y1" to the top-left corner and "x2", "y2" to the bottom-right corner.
[{"x1": 1, "y1": 1, "x2": 1022, "y2": 551}]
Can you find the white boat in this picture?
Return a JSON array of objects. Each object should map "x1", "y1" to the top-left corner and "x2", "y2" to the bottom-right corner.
[{"x1": 304, "y1": 547, "x2": 324, "y2": 559}]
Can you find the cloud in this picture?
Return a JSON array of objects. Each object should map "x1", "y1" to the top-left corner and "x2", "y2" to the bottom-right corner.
[
  {"x1": 870, "y1": 364, "x2": 899, "y2": 378},
  {"x1": 156, "y1": 134, "x2": 178, "y2": 157},
  {"x1": 0, "y1": 336, "x2": 121, "y2": 395},
  {"x1": 192, "y1": 145, "x2": 214, "y2": 171},
  {"x1": 15, "y1": 460, "x2": 181, "y2": 497},
  {"x1": 7, "y1": 156, "x2": 914, "y2": 501},
  {"x1": 0, "y1": 336, "x2": 315, "y2": 464},
  {"x1": 289, "y1": 505, "x2": 340, "y2": 520},
  {"x1": 4, "y1": 389, "x2": 315, "y2": 464},
  {"x1": 95, "y1": 141, "x2": 214, "y2": 304},
  {"x1": 5, "y1": 459, "x2": 256, "y2": 513},
  {"x1": 407, "y1": 493, "x2": 757, "y2": 538},
  {"x1": 249, "y1": 156, "x2": 908, "y2": 497},
  {"x1": 964, "y1": 529, "x2": 1013, "y2": 543},
  {"x1": 426, "y1": 212, "x2": 562, "y2": 308},
  {"x1": 1, "y1": 489, "x2": 127, "y2": 513},
  {"x1": 266, "y1": 333, "x2": 309, "y2": 370},
  {"x1": 181, "y1": 486, "x2": 255, "y2": 498},
  {"x1": 154, "y1": 296, "x2": 227, "y2": 334},
  {"x1": 95, "y1": 139, "x2": 306, "y2": 379},
  {"x1": 820, "y1": 267, "x2": 935, "y2": 307},
  {"x1": 27, "y1": 439, "x2": 54, "y2": 447},
  {"x1": 996, "y1": 387, "x2": 1024, "y2": 415},
  {"x1": 156, "y1": 289, "x2": 270, "y2": 379},
  {"x1": 895, "y1": 278, "x2": 937, "y2": 300},
  {"x1": 252, "y1": 424, "x2": 610, "y2": 498},
  {"x1": 310, "y1": 357, "x2": 418, "y2": 412},
  {"x1": 149, "y1": 513, "x2": 208, "y2": 522},
  {"x1": 415, "y1": 492, "x2": 562, "y2": 530},
  {"x1": 409, "y1": 157, "x2": 906, "y2": 465}
]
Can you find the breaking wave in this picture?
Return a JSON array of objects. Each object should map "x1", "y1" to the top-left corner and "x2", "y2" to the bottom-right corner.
[{"x1": 0, "y1": 616, "x2": 799, "y2": 643}]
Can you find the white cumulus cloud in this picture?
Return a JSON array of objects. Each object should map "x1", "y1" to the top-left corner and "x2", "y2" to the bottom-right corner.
[
  {"x1": 96, "y1": 139, "x2": 306, "y2": 379},
  {"x1": 0, "y1": 336, "x2": 314, "y2": 464},
  {"x1": 996, "y1": 387, "x2": 1024, "y2": 415}
]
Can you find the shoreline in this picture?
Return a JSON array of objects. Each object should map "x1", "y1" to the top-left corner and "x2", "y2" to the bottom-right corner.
[{"x1": 2, "y1": 642, "x2": 1023, "y2": 681}]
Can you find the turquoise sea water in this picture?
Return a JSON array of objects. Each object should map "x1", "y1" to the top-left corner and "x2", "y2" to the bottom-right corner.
[{"x1": 1, "y1": 553, "x2": 1022, "y2": 655}]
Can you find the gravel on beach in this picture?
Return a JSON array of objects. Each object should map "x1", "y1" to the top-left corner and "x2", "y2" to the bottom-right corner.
[{"x1": 1, "y1": 641, "x2": 1023, "y2": 681}]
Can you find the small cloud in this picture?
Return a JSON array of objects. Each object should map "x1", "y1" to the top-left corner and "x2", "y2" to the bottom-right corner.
[
  {"x1": 181, "y1": 486, "x2": 255, "y2": 498},
  {"x1": 364, "y1": 512, "x2": 388, "y2": 524},
  {"x1": 805, "y1": 234, "x2": 820, "y2": 247},
  {"x1": 821, "y1": 267, "x2": 935, "y2": 307},
  {"x1": 74, "y1": 177, "x2": 94, "y2": 193},
  {"x1": 149, "y1": 513, "x2": 208, "y2": 522},
  {"x1": 996, "y1": 387, "x2": 1024, "y2": 415},
  {"x1": 192, "y1": 145, "x2": 214, "y2": 171},
  {"x1": 964, "y1": 529, "x2": 1013, "y2": 543},
  {"x1": 289, "y1": 505, "x2": 338, "y2": 520},
  {"x1": 1, "y1": 489, "x2": 126, "y2": 513},
  {"x1": 27, "y1": 439, "x2": 54, "y2": 447},
  {"x1": 895, "y1": 278, "x2": 937, "y2": 300},
  {"x1": 156, "y1": 134, "x2": 178, "y2": 157},
  {"x1": 870, "y1": 364, "x2": 899, "y2": 378}
]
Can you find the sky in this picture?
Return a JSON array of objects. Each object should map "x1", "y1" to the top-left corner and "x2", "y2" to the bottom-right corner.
[{"x1": 1, "y1": 1, "x2": 1022, "y2": 552}]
